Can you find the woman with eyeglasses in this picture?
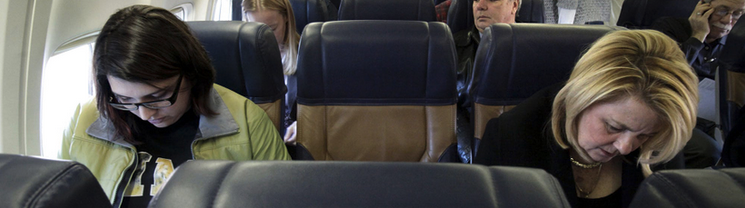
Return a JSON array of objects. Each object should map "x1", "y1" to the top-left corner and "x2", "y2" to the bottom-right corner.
[{"x1": 59, "y1": 5, "x2": 290, "y2": 207}]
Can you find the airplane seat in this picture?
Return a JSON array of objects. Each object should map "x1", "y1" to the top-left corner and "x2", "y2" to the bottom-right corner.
[
  {"x1": 447, "y1": 0, "x2": 544, "y2": 35},
  {"x1": 469, "y1": 24, "x2": 622, "y2": 154},
  {"x1": 434, "y1": 0, "x2": 449, "y2": 5},
  {"x1": 0, "y1": 154, "x2": 111, "y2": 208},
  {"x1": 718, "y1": 19, "x2": 745, "y2": 167},
  {"x1": 294, "y1": 20, "x2": 459, "y2": 162},
  {"x1": 629, "y1": 168, "x2": 745, "y2": 207},
  {"x1": 149, "y1": 161, "x2": 571, "y2": 208},
  {"x1": 289, "y1": 0, "x2": 337, "y2": 35},
  {"x1": 516, "y1": 0, "x2": 544, "y2": 23},
  {"x1": 337, "y1": 0, "x2": 436, "y2": 21},
  {"x1": 616, "y1": 0, "x2": 698, "y2": 29},
  {"x1": 187, "y1": 21, "x2": 287, "y2": 133},
  {"x1": 447, "y1": 0, "x2": 473, "y2": 34},
  {"x1": 329, "y1": 0, "x2": 341, "y2": 9}
]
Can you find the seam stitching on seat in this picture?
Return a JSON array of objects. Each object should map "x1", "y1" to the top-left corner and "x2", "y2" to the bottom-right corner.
[
  {"x1": 24, "y1": 164, "x2": 78, "y2": 208},
  {"x1": 486, "y1": 168, "x2": 501, "y2": 207},
  {"x1": 210, "y1": 163, "x2": 238, "y2": 207},
  {"x1": 237, "y1": 23, "x2": 250, "y2": 99}
]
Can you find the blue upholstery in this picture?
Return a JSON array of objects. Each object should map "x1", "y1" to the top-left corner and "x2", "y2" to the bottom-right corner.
[
  {"x1": 617, "y1": 0, "x2": 698, "y2": 29},
  {"x1": 718, "y1": 16, "x2": 745, "y2": 138},
  {"x1": 0, "y1": 154, "x2": 111, "y2": 208},
  {"x1": 447, "y1": 0, "x2": 473, "y2": 34},
  {"x1": 289, "y1": 0, "x2": 337, "y2": 35},
  {"x1": 298, "y1": 21, "x2": 456, "y2": 106},
  {"x1": 447, "y1": 0, "x2": 544, "y2": 34},
  {"x1": 629, "y1": 168, "x2": 745, "y2": 207},
  {"x1": 150, "y1": 161, "x2": 571, "y2": 208},
  {"x1": 516, "y1": 0, "x2": 544, "y2": 23},
  {"x1": 471, "y1": 24, "x2": 619, "y2": 107},
  {"x1": 294, "y1": 20, "x2": 459, "y2": 162},
  {"x1": 338, "y1": 0, "x2": 436, "y2": 21},
  {"x1": 468, "y1": 24, "x2": 621, "y2": 145},
  {"x1": 435, "y1": 0, "x2": 449, "y2": 5},
  {"x1": 719, "y1": 19, "x2": 745, "y2": 167},
  {"x1": 187, "y1": 21, "x2": 285, "y2": 104},
  {"x1": 329, "y1": 0, "x2": 340, "y2": 9},
  {"x1": 187, "y1": 21, "x2": 287, "y2": 131}
]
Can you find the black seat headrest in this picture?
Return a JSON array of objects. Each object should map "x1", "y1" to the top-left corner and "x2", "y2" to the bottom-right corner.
[
  {"x1": 0, "y1": 154, "x2": 111, "y2": 208},
  {"x1": 289, "y1": 0, "x2": 337, "y2": 34},
  {"x1": 470, "y1": 24, "x2": 622, "y2": 106},
  {"x1": 447, "y1": 0, "x2": 473, "y2": 34},
  {"x1": 630, "y1": 168, "x2": 745, "y2": 207},
  {"x1": 338, "y1": 0, "x2": 436, "y2": 21},
  {"x1": 617, "y1": 0, "x2": 698, "y2": 29},
  {"x1": 297, "y1": 20, "x2": 457, "y2": 106},
  {"x1": 516, "y1": 0, "x2": 545, "y2": 23},
  {"x1": 150, "y1": 161, "x2": 571, "y2": 207},
  {"x1": 187, "y1": 21, "x2": 286, "y2": 104}
]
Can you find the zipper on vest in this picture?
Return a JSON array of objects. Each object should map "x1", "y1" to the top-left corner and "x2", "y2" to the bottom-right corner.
[{"x1": 112, "y1": 147, "x2": 138, "y2": 208}]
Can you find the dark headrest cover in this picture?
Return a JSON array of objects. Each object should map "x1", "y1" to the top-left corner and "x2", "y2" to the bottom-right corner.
[
  {"x1": 290, "y1": 0, "x2": 337, "y2": 35},
  {"x1": 338, "y1": 0, "x2": 436, "y2": 21},
  {"x1": 516, "y1": 0, "x2": 545, "y2": 23},
  {"x1": 471, "y1": 23, "x2": 621, "y2": 106},
  {"x1": 188, "y1": 21, "x2": 286, "y2": 104},
  {"x1": 447, "y1": 0, "x2": 474, "y2": 34},
  {"x1": 297, "y1": 20, "x2": 457, "y2": 105},
  {"x1": 617, "y1": 0, "x2": 697, "y2": 28},
  {"x1": 150, "y1": 161, "x2": 570, "y2": 208},
  {"x1": 629, "y1": 168, "x2": 745, "y2": 208},
  {"x1": 0, "y1": 154, "x2": 111, "y2": 208},
  {"x1": 719, "y1": 19, "x2": 745, "y2": 159}
]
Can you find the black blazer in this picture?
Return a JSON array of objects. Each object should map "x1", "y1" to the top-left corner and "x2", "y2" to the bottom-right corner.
[{"x1": 473, "y1": 85, "x2": 683, "y2": 208}]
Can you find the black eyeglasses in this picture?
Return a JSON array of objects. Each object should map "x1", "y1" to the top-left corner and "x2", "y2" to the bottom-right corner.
[{"x1": 109, "y1": 75, "x2": 183, "y2": 111}]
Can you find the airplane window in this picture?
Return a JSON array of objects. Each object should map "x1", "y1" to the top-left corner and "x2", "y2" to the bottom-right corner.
[
  {"x1": 212, "y1": 0, "x2": 233, "y2": 20},
  {"x1": 172, "y1": 7, "x2": 186, "y2": 20},
  {"x1": 171, "y1": 3, "x2": 193, "y2": 21},
  {"x1": 40, "y1": 43, "x2": 95, "y2": 158}
]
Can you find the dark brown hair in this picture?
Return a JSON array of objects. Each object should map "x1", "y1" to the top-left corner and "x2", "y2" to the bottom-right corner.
[{"x1": 93, "y1": 5, "x2": 216, "y2": 143}]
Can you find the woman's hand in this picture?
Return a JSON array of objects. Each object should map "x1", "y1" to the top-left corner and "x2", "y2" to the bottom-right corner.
[
  {"x1": 284, "y1": 121, "x2": 297, "y2": 145},
  {"x1": 689, "y1": 1, "x2": 714, "y2": 42}
]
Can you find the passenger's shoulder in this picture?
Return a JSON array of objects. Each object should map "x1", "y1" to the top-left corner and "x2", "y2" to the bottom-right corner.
[
  {"x1": 213, "y1": 84, "x2": 255, "y2": 106},
  {"x1": 213, "y1": 84, "x2": 242, "y2": 100},
  {"x1": 213, "y1": 84, "x2": 263, "y2": 116},
  {"x1": 75, "y1": 98, "x2": 100, "y2": 123}
]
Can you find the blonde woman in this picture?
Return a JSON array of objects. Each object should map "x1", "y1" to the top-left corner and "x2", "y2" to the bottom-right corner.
[
  {"x1": 243, "y1": 0, "x2": 301, "y2": 144},
  {"x1": 474, "y1": 30, "x2": 699, "y2": 208}
]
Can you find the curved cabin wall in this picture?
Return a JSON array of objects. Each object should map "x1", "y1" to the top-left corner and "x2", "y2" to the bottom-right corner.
[{"x1": 0, "y1": 0, "x2": 210, "y2": 155}]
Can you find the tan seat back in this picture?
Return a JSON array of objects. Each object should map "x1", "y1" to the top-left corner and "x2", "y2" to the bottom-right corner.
[{"x1": 294, "y1": 20, "x2": 459, "y2": 162}]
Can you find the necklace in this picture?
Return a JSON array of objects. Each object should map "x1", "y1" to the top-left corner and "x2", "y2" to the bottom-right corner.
[
  {"x1": 570, "y1": 156, "x2": 602, "y2": 168},
  {"x1": 574, "y1": 162, "x2": 603, "y2": 198}
]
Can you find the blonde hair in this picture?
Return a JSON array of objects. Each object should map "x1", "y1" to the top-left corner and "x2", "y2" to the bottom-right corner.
[
  {"x1": 243, "y1": 0, "x2": 300, "y2": 75},
  {"x1": 551, "y1": 30, "x2": 699, "y2": 175}
]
